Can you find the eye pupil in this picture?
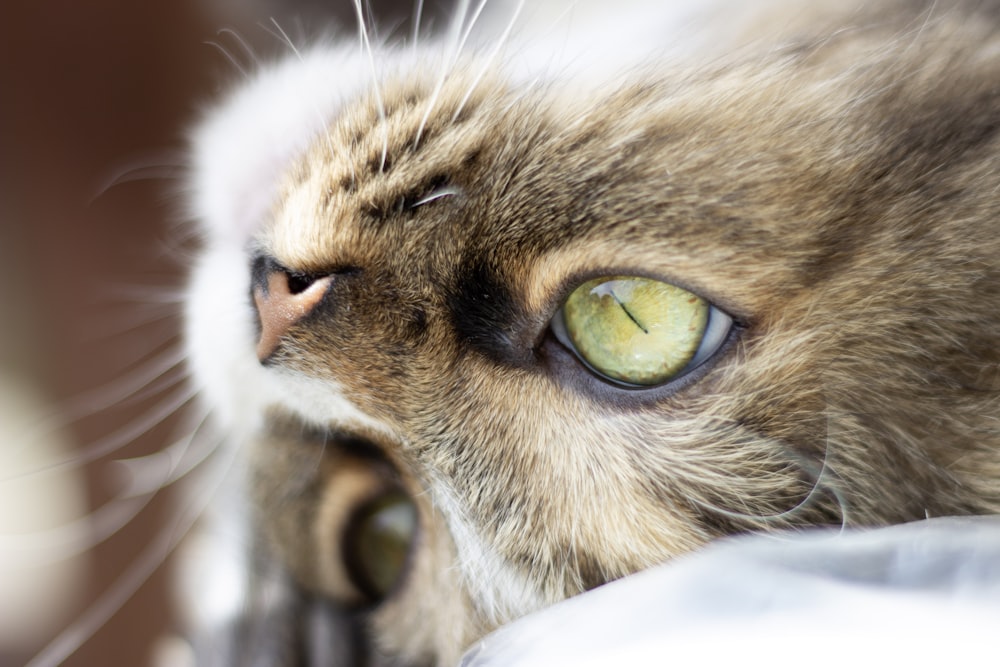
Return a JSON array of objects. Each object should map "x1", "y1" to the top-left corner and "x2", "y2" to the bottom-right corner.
[{"x1": 344, "y1": 491, "x2": 417, "y2": 602}]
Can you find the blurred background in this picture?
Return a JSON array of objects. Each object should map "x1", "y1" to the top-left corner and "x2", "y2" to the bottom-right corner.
[{"x1": 1, "y1": 2, "x2": 439, "y2": 665}]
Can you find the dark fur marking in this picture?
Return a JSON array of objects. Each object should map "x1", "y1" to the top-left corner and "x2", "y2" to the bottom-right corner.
[
  {"x1": 366, "y1": 154, "x2": 392, "y2": 175},
  {"x1": 447, "y1": 259, "x2": 531, "y2": 367}
]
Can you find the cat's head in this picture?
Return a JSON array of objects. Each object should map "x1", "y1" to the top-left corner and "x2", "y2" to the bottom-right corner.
[{"x1": 186, "y1": 6, "x2": 1000, "y2": 664}]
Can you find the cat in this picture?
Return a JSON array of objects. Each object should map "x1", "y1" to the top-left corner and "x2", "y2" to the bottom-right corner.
[{"x1": 182, "y1": 0, "x2": 1000, "y2": 664}]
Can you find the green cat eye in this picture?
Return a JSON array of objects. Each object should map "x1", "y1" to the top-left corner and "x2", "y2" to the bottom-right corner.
[
  {"x1": 554, "y1": 276, "x2": 731, "y2": 386},
  {"x1": 344, "y1": 490, "x2": 417, "y2": 601}
]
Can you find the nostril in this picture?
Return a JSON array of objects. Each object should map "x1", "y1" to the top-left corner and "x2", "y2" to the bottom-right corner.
[
  {"x1": 251, "y1": 257, "x2": 334, "y2": 362},
  {"x1": 287, "y1": 271, "x2": 319, "y2": 295}
]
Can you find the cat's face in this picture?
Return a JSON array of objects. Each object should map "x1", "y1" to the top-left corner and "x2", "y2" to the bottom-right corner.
[{"x1": 186, "y1": 3, "x2": 1000, "y2": 664}]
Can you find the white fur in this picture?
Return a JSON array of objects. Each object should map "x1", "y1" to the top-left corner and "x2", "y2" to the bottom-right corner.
[
  {"x1": 432, "y1": 480, "x2": 548, "y2": 625},
  {"x1": 188, "y1": 45, "x2": 369, "y2": 244}
]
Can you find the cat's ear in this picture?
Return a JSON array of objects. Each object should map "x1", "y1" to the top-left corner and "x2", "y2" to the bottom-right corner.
[{"x1": 187, "y1": 46, "x2": 366, "y2": 244}]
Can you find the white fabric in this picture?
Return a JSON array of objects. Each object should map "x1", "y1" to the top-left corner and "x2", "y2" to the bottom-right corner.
[{"x1": 460, "y1": 517, "x2": 1000, "y2": 666}]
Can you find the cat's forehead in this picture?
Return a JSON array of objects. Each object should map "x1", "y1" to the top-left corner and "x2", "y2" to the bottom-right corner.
[
  {"x1": 258, "y1": 59, "x2": 858, "y2": 316},
  {"x1": 263, "y1": 68, "x2": 522, "y2": 271}
]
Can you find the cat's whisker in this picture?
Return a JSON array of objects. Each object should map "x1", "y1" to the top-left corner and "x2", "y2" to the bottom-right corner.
[
  {"x1": 203, "y1": 39, "x2": 250, "y2": 80},
  {"x1": 91, "y1": 346, "x2": 187, "y2": 407},
  {"x1": 3, "y1": 347, "x2": 187, "y2": 467},
  {"x1": 23, "y1": 429, "x2": 236, "y2": 667},
  {"x1": 414, "y1": 66, "x2": 449, "y2": 148},
  {"x1": 447, "y1": 0, "x2": 473, "y2": 50},
  {"x1": 90, "y1": 151, "x2": 187, "y2": 202},
  {"x1": 411, "y1": 0, "x2": 425, "y2": 54},
  {"x1": 1, "y1": 495, "x2": 147, "y2": 567},
  {"x1": 1, "y1": 410, "x2": 216, "y2": 571},
  {"x1": 103, "y1": 283, "x2": 186, "y2": 306},
  {"x1": 451, "y1": 0, "x2": 524, "y2": 124},
  {"x1": 75, "y1": 308, "x2": 179, "y2": 350},
  {"x1": 687, "y1": 424, "x2": 847, "y2": 531},
  {"x1": 264, "y1": 18, "x2": 303, "y2": 61},
  {"x1": 103, "y1": 365, "x2": 188, "y2": 417},
  {"x1": 453, "y1": 0, "x2": 491, "y2": 60},
  {"x1": 352, "y1": 0, "x2": 390, "y2": 172},
  {"x1": 261, "y1": 17, "x2": 342, "y2": 169},
  {"x1": 218, "y1": 27, "x2": 260, "y2": 73},
  {"x1": 414, "y1": 0, "x2": 489, "y2": 146},
  {"x1": 5, "y1": 384, "x2": 197, "y2": 482},
  {"x1": 3, "y1": 449, "x2": 186, "y2": 564},
  {"x1": 111, "y1": 408, "x2": 217, "y2": 498},
  {"x1": 410, "y1": 185, "x2": 461, "y2": 207}
]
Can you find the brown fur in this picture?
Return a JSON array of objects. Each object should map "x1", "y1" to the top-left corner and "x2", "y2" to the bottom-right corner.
[{"x1": 208, "y1": 2, "x2": 1000, "y2": 664}]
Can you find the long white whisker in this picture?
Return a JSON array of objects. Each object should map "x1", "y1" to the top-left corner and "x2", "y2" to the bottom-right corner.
[
  {"x1": 0, "y1": 496, "x2": 146, "y2": 567},
  {"x1": 415, "y1": 0, "x2": 473, "y2": 146},
  {"x1": 447, "y1": 0, "x2": 473, "y2": 51},
  {"x1": 105, "y1": 364, "x2": 188, "y2": 413},
  {"x1": 352, "y1": 0, "x2": 390, "y2": 172},
  {"x1": 5, "y1": 347, "x2": 187, "y2": 464},
  {"x1": 454, "y1": 0, "x2": 491, "y2": 57},
  {"x1": 76, "y1": 309, "x2": 179, "y2": 349},
  {"x1": 218, "y1": 27, "x2": 260, "y2": 70},
  {"x1": 452, "y1": 0, "x2": 524, "y2": 122},
  {"x1": 84, "y1": 345, "x2": 186, "y2": 411},
  {"x1": 105, "y1": 283, "x2": 186, "y2": 305},
  {"x1": 74, "y1": 314, "x2": 179, "y2": 353},
  {"x1": 267, "y1": 17, "x2": 303, "y2": 61},
  {"x1": 90, "y1": 151, "x2": 187, "y2": 202},
  {"x1": 414, "y1": 70, "x2": 447, "y2": 147},
  {"x1": 23, "y1": 431, "x2": 236, "y2": 667},
  {"x1": 415, "y1": 0, "x2": 490, "y2": 146},
  {"x1": 113, "y1": 410, "x2": 217, "y2": 497},
  {"x1": 0, "y1": 410, "x2": 214, "y2": 569},
  {"x1": 692, "y1": 416, "x2": 847, "y2": 531},
  {"x1": 263, "y1": 18, "x2": 341, "y2": 164},
  {"x1": 5, "y1": 384, "x2": 198, "y2": 481},
  {"x1": 203, "y1": 39, "x2": 250, "y2": 79},
  {"x1": 411, "y1": 0, "x2": 425, "y2": 53}
]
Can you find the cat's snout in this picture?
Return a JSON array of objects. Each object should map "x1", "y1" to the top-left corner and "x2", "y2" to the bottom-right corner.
[{"x1": 252, "y1": 265, "x2": 333, "y2": 362}]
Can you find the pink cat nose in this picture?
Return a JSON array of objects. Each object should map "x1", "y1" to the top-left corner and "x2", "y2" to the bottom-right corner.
[{"x1": 252, "y1": 270, "x2": 333, "y2": 361}]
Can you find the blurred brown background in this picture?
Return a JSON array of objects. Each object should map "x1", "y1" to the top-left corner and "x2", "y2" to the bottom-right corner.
[{"x1": 1, "y1": 2, "x2": 435, "y2": 665}]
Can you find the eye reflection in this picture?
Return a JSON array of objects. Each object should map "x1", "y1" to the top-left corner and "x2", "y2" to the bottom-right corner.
[{"x1": 343, "y1": 490, "x2": 418, "y2": 602}]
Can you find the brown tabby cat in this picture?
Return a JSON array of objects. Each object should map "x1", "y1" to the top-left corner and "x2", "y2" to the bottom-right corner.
[{"x1": 183, "y1": 0, "x2": 1000, "y2": 664}]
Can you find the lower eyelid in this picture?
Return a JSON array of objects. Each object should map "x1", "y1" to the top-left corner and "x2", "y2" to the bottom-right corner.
[{"x1": 541, "y1": 318, "x2": 740, "y2": 407}]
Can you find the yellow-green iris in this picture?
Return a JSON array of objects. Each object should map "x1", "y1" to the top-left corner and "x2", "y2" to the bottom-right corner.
[{"x1": 562, "y1": 276, "x2": 710, "y2": 386}]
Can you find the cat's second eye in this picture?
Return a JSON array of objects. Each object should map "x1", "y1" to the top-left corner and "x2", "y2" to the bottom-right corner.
[
  {"x1": 551, "y1": 276, "x2": 733, "y2": 387},
  {"x1": 343, "y1": 490, "x2": 417, "y2": 602}
]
